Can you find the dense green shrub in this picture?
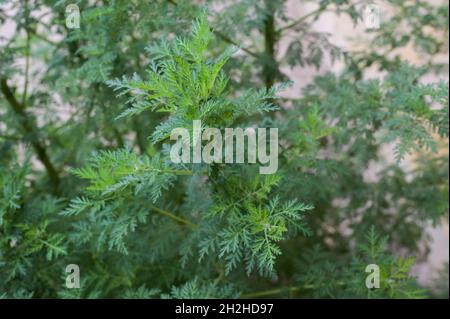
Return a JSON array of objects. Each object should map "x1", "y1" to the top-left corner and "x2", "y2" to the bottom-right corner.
[{"x1": 0, "y1": 0, "x2": 448, "y2": 298}]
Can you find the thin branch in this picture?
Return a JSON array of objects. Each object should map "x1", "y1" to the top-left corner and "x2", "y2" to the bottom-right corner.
[
  {"x1": 213, "y1": 30, "x2": 258, "y2": 58},
  {"x1": 277, "y1": 0, "x2": 367, "y2": 34},
  {"x1": 241, "y1": 286, "x2": 301, "y2": 298},
  {"x1": 39, "y1": 239, "x2": 67, "y2": 255},
  {"x1": 22, "y1": 0, "x2": 30, "y2": 106},
  {"x1": 263, "y1": 5, "x2": 277, "y2": 89},
  {"x1": 151, "y1": 206, "x2": 198, "y2": 228},
  {"x1": 0, "y1": 78, "x2": 60, "y2": 193},
  {"x1": 0, "y1": 134, "x2": 21, "y2": 141},
  {"x1": 276, "y1": 7, "x2": 327, "y2": 34},
  {"x1": 241, "y1": 281, "x2": 346, "y2": 298},
  {"x1": 30, "y1": 29, "x2": 58, "y2": 45},
  {"x1": 166, "y1": 0, "x2": 258, "y2": 58}
]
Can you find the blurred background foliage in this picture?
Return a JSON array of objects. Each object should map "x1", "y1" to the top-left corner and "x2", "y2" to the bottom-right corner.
[{"x1": 0, "y1": 0, "x2": 448, "y2": 298}]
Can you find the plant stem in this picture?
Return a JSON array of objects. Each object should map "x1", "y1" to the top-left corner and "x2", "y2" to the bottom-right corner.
[
  {"x1": 0, "y1": 78, "x2": 61, "y2": 194},
  {"x1": 276, "y1": 7, "x2": 326, "y2": 34},
  {"x1": 263, "y1": 4, "x2": 276, "y2": 90},
  {"x1": 277, "y1": 1, "x2": 367, "y2": 34},
  {"x1": 39, "y1": 239, "x2": 67, "y2": 255},
  {"x1": 166, "y1": 0, "x2": 258, "y2": 58},
  {"x1": 241, "y1": 286, "x2": 301, "y2": 298},
  {"x1": 241, "y1": 281, "x2": 346, "y2": 298},
  {"x1": 213, "y1": 30, "x2": 258, "y2": 58},
  {"x1": 22, "y1": 0, "x2": 30, "y2": 106},
  {"x1": 150, "y1": 206, "x2": 198, "y2": 228}
]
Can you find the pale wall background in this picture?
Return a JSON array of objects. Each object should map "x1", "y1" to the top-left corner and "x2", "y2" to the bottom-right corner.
[{"x1": 279, "y1": 0, "x2": 449, "y2": 287}]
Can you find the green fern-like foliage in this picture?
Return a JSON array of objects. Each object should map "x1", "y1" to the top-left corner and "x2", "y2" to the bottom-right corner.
[
  {"x1": 297, "y1": 227, "x2": 425, "y2": 299},
  {"x1": 0, "y1": 0, "x2": 448, "y2": 299},
  {"x1": 65, "y1": 15, "x2": 313, "y2": 277}
]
